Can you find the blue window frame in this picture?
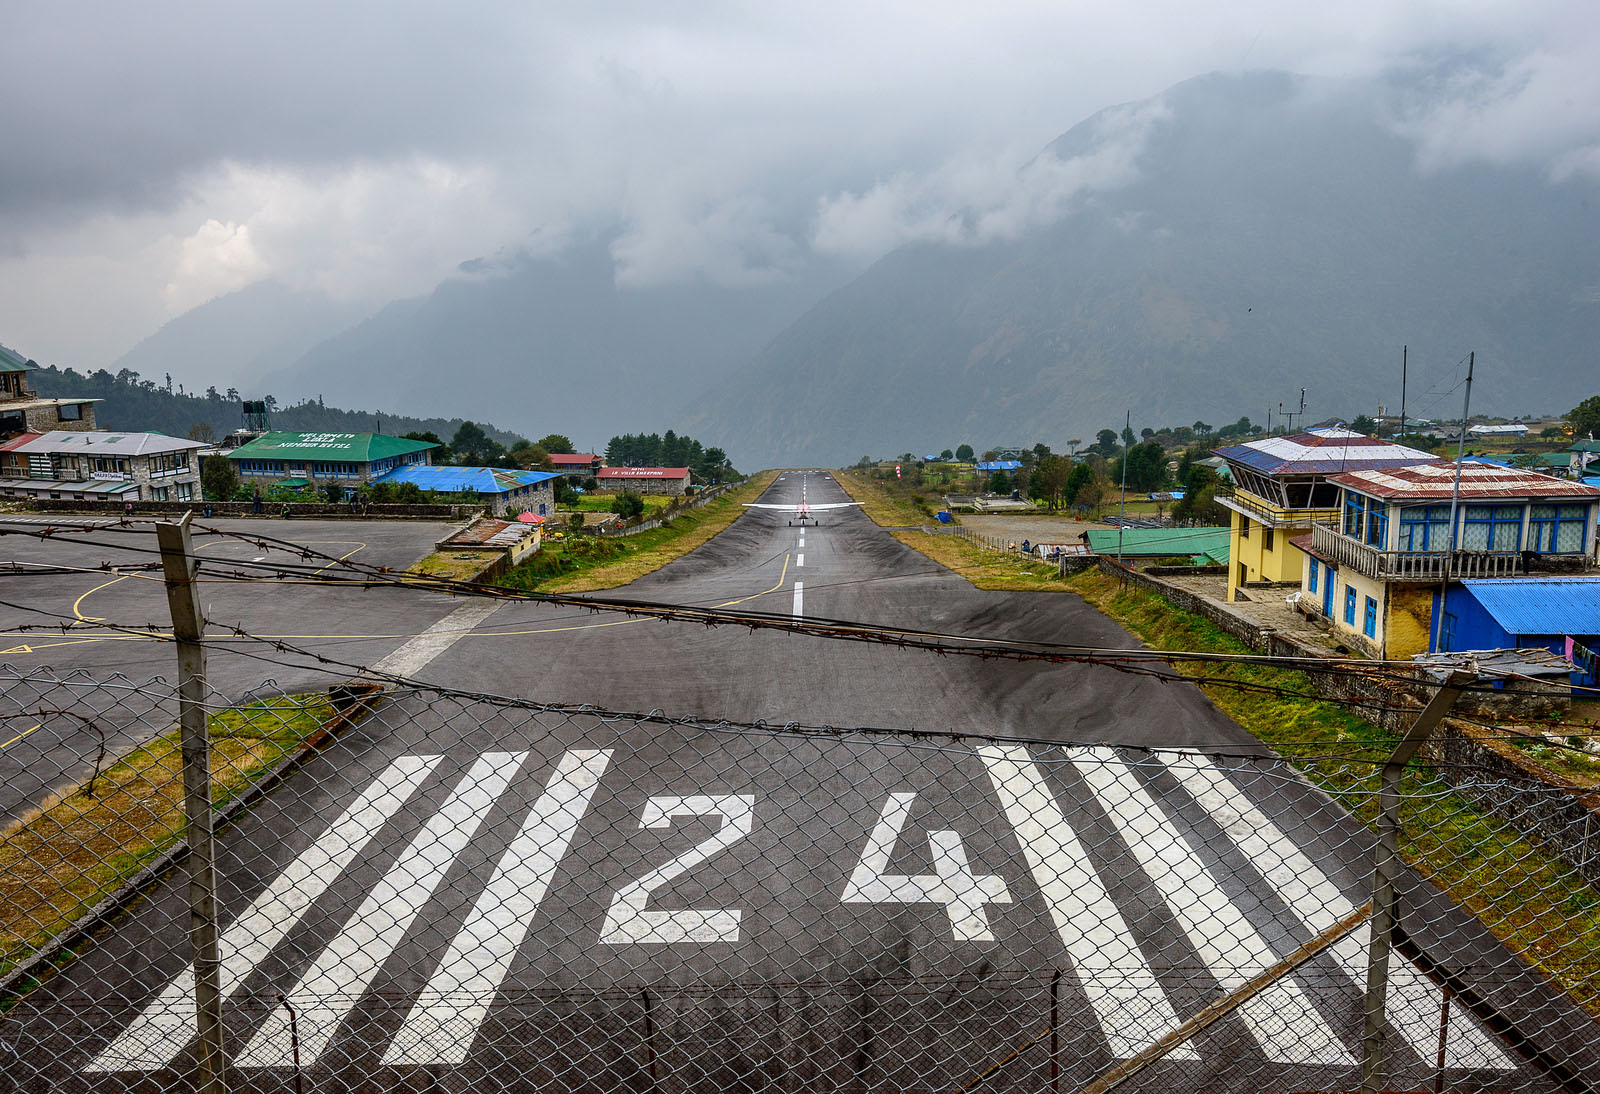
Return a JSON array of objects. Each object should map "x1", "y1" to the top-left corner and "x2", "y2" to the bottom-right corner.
[
  {"x1": 1528, "y1": 504, "x2": 1588, "y2": 553},
  {"x1": 1343, "y1": 493, "x2": 1365, "y2": 538},
  {"x1": 1363, "y1": 596, "x2": 1377, "y2": 638},
  {"x1": 1308, "y1": 561, "x2": 1319, "y2": 594},
  {"x1": 1344, "y1": 585, "x2": 1357, "y2": 625},
  {"x1": 1398, "y1": 505, "x2": 1451, "y2": 551},
  {"x1": 1460, "y1": 505, "x2": 1522, "y2": 551},
  {"x1": 1365, "y1": 503, "x2": 1388, "y2": 547}
]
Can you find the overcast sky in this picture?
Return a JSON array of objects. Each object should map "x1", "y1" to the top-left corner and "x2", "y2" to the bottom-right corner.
[{"x1": 2, "y1": 0, "x2": 1597, "y2": 369}]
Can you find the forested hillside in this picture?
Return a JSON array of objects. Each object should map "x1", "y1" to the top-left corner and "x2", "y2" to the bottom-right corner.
[{"x1": 28, "y1": 365, "x2": 522, "y2": 444}]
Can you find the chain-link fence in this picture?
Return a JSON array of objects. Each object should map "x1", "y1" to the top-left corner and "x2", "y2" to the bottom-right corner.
[{"x1": 4, "y1": 662, "x2": 1599, "y2": 1093}]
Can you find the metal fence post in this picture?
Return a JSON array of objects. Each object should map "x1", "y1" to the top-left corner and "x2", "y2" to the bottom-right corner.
[
  {"x1": 1361, "y1": 671, "x2": 1468, "y2": 1094},
  {"x1": 157, "y1": 512, "x2": 227, "y2": 1094}
]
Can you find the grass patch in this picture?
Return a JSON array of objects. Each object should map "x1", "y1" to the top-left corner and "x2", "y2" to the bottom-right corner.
[
  {"x1": 836, "y1": 471, "x2": 940, "y2": 527},
  {"x1": 0, "y1": 695, "x2": 335, "y2": 983},
  {"x1": 1065, "y1": 567, "x2": 1600, "y2": 1016},
  {"x1": 410, "y1": 550, "x2": 498, "y2": 582},
  {"x1": 890, "y1": 530, "x2": 1071, "y2": 592},
  {"x1": 498, "y1": 473, "x2": 778, "y2": 593},
  {"x1": 571, "y1": 493, "x2": 674, "y2": 515}
]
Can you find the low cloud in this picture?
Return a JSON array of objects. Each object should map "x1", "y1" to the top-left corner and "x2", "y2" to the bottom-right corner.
[{"x1": 811, "y1": 100, "x2": 1169, "y2": 257}]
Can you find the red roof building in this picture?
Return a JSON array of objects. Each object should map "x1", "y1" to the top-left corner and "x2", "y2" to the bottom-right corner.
[{"x1": 595, "y1": 466, "x2": 693, "y2": 496}]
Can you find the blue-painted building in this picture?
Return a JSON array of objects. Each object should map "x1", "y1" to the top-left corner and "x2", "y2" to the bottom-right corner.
[
  {"x1": 374, "y1": 465, "x2": 561, "y2": 517},
  {"x1": 1433, "y1": 578, "x2": 1600, "y2": 691}
]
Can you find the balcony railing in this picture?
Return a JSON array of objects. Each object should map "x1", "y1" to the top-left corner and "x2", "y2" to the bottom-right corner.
[
  {"x1": 1311, "y1": 523, "x2": 1523, "y2": 580},
  {"x1": 1218, "y1": 491, "x2": 1340, "y2": 529}
]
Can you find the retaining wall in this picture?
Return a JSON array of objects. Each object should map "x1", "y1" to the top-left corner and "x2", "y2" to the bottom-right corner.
[{"x1": 19, "y1": 498, "x2": 480, "y2": 521}]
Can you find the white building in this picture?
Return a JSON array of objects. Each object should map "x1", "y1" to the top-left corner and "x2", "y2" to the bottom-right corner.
[{"x1": 0, "y1": 430, "x2": 208, "y2": 502}]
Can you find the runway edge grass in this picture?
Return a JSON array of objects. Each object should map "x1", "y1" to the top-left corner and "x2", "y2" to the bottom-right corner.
[
  {"x1": 840, "y1": 469, "x2": 1600, "y2": 1018},
  {"x1": 497, "y1": 472, "x2": 778, "y2": 593},
  {"x1": 0, "y1": 695, "x2": 333, "y2": 988},
  {"x1": 1065, "y1": 567, "x2": 1600, "y2": 1019}
]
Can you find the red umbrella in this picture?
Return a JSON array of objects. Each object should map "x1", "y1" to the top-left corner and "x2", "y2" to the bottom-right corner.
[{"x1": 516, "y1": 511, "x2": 545, "y2": 524}]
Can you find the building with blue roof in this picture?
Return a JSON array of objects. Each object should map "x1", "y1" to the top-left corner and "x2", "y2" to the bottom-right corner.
[
  {"x1": 975, "y1": 460, "x2": 1022, "y2": 472},
  {"x1": 375, "y1": 464, "x2": 561, "y2": 517},
  {"x1": 1434, "y1": 578, "x2": 1600, "y2": 691}
]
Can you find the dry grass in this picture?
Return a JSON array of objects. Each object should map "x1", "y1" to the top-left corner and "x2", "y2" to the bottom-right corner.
[
  {"x1": 888, "y1": 530, "x2": 1070, "y2": 592},
  {"x1": 502, "y1": 473, "x2": 778, "y2": 593},
  {"x1": 0, "y1": 695, "x2": 333, "y2": 980},
  {"x1": 835, "y1": 471, "x2": 936, "y2": 527},
  {"x1": 1067, "y1": 568, "x2": 1600, "y2": 1016},
  {"x1": 410, "y1": 550, "x2": 498, "y2": 582}
]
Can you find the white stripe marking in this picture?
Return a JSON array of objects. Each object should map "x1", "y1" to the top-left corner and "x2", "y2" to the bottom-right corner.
[
  {"x1": 795, "y1": 553, "x2": 804, "y2": 568},
  {"x1": 979, "y1": 746, "x2": 1193, "y2": 1059},
  {"x1": 383, "y1": 750, "x2": 611, "y2": 1064},
  {"x1": 792, "y1": 581, "x2": 803, "y2": 616},
  {"x1": 87, "y1": 754, "x2": 446, "y2": 1072},
  {"x1": 235, "y1": 751, "x2": 527, "y2": 1067},
  {"x1": 1160, "y1": 753, "x2": 1513, "y2": 1069},
  {"x1": 371, "y1": 597, "x2": 502, "y2": 678},
  {"x1": 797, "y1": 537, "x2": 804, "y2": 548},
  {"x1": 1071, "y1": 748, "x2": 1351, "y2": 1065}
]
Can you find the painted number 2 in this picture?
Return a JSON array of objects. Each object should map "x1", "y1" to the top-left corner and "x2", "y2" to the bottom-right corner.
[
  {"x1": 841, "y1": 793, "x2": 1012, "y2": 941},
  {"x1": 601, "y1": 795, "x2": 755, "y2": 944}
]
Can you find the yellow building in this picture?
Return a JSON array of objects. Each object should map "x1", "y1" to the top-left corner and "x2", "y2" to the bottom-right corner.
[
  {"x1": 1298, "y1": 462, "x2": 1600, "y2": 659},
  {"x1": 1215, "y1": 429, "x2": 1436, "y2": 602}
]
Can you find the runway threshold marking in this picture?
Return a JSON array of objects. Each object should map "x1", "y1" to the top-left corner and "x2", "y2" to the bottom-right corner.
[{"x1": 92, "y1": 743, "x2": 1523, "y2": 1076}]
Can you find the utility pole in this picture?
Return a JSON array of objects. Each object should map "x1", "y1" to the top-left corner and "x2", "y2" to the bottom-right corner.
[
  {"x1": 1117, "y1": 410, "x2": 1130, "y2": 564},
  {"x1": 1398, "y1": 346, "x2": 1407, "y2": 439},
  {"x1": 1430, "y1": 352, "x2": 1474, "y2": 653},
  {"x1": 156, "y1": 513, "x2": 226, "y2": 1094}
]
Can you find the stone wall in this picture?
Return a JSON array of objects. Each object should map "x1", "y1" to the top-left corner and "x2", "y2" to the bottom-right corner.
[{"x1": 20, "y1": 498, "x2": 480, "y2": 520}]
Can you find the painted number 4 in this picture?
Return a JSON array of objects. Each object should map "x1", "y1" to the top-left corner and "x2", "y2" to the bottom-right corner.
[{"x1": 841, "y1": 793, "x2": 1012, "y2": 941}]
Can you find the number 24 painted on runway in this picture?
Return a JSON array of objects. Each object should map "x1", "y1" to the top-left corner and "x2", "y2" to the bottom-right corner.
[{"x1": 597, "y1": 793, "x2": 1012, "y2": 944}]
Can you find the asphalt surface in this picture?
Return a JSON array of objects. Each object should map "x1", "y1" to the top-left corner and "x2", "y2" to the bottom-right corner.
[
  {"x1": 0, "y1": 515, "x2": 461, "y2": 820},
  {"x1": 6, "y1": 475, "x2": 1596, "y2": 1092}
]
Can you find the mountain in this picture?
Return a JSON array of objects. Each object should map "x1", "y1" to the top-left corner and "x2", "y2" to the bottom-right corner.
[
  {"x1": 261, "y1": 239, "x2": 851, "y2": 456},
  {"x1": 109, "y1": 281, "x2": 370, "y2": 396},
  {"x1": 684, "y1": 71, "x2": 1600, "y2": 468}
]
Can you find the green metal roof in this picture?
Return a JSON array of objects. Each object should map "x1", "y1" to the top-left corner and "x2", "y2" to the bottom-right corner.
[
  {"x1": 0, "y1": 343, "x2": 37, "y2": 372},
  {"x1": 277, "y1": 478, "x2": 312, "y2": 488},
  {"x1": 1086, "y1": 526, "x2": 1231, "y2": 564},
  {"x1": 224, "y1": 431, "x2": 437, "y2": 462}
]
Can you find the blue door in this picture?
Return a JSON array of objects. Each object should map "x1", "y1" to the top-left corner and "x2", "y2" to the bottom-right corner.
[{"x1": 1322, "y1": 566, "x2": 1336, "y2": 617}]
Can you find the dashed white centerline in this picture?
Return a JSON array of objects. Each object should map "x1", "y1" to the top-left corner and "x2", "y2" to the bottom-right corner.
[
  {"x1": 792, "y1": 581, "x2": 804, "y2": 616},
  {"x1": 796, "y1": 554, "x2": 804, "y2": 568},
  {"x1": 798, "y1": 537, "x2": 805, "y2": 548}
]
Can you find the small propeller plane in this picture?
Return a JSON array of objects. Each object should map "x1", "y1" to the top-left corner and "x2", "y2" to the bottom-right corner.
[{"x1": 742, "y1": 500, "x2": 862, "y2": 526}]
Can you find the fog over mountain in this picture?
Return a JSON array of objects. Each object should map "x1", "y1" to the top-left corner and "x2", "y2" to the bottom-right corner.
[
  {"x1": 256, "y1": 238, "x2": 854, "y2": 451},
  {"x1": 685, "y1": 71, "x2": 1600, "y2": 467}
]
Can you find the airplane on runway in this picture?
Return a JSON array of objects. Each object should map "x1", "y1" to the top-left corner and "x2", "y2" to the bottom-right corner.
[{"x1": 743, "y1": 500, "x2": 862, "y2": 525}]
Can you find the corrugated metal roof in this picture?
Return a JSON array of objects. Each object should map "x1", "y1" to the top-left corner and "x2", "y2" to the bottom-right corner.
[
  {"x1": 1459, "y1": 579, "x2": 1600, "y2": 637},
  {"x1": 0, "y1": 343, "x2": 37, "y2": 371},
  {"x1": 376, "y1": 465, "x2": 560, "y2": 494},
  {"x1": 0, "y1": 432, "x2": 42, "y2": 453},
  {"x1": 224, "y1": 431, "x2": 438, "y2": 462},
  {"x1": 14, "y1": 430, "x2": 207, "y2": 456},
  {"x1": 550, "y1": 453, "x2": 601, "y2": 464},
  {"x1": 976, "y1": 460, "x2": 1022, "y2": 470},
  {"x1": 1330, "y1": 461, "x2": 1600, "y2": 500},
  {"x1": 1085, "y1": 526, "x2": 1231, "y2": 562},
  {"x1": 1213, "y1": 428, "x2": 1437, "y2": 476}
]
